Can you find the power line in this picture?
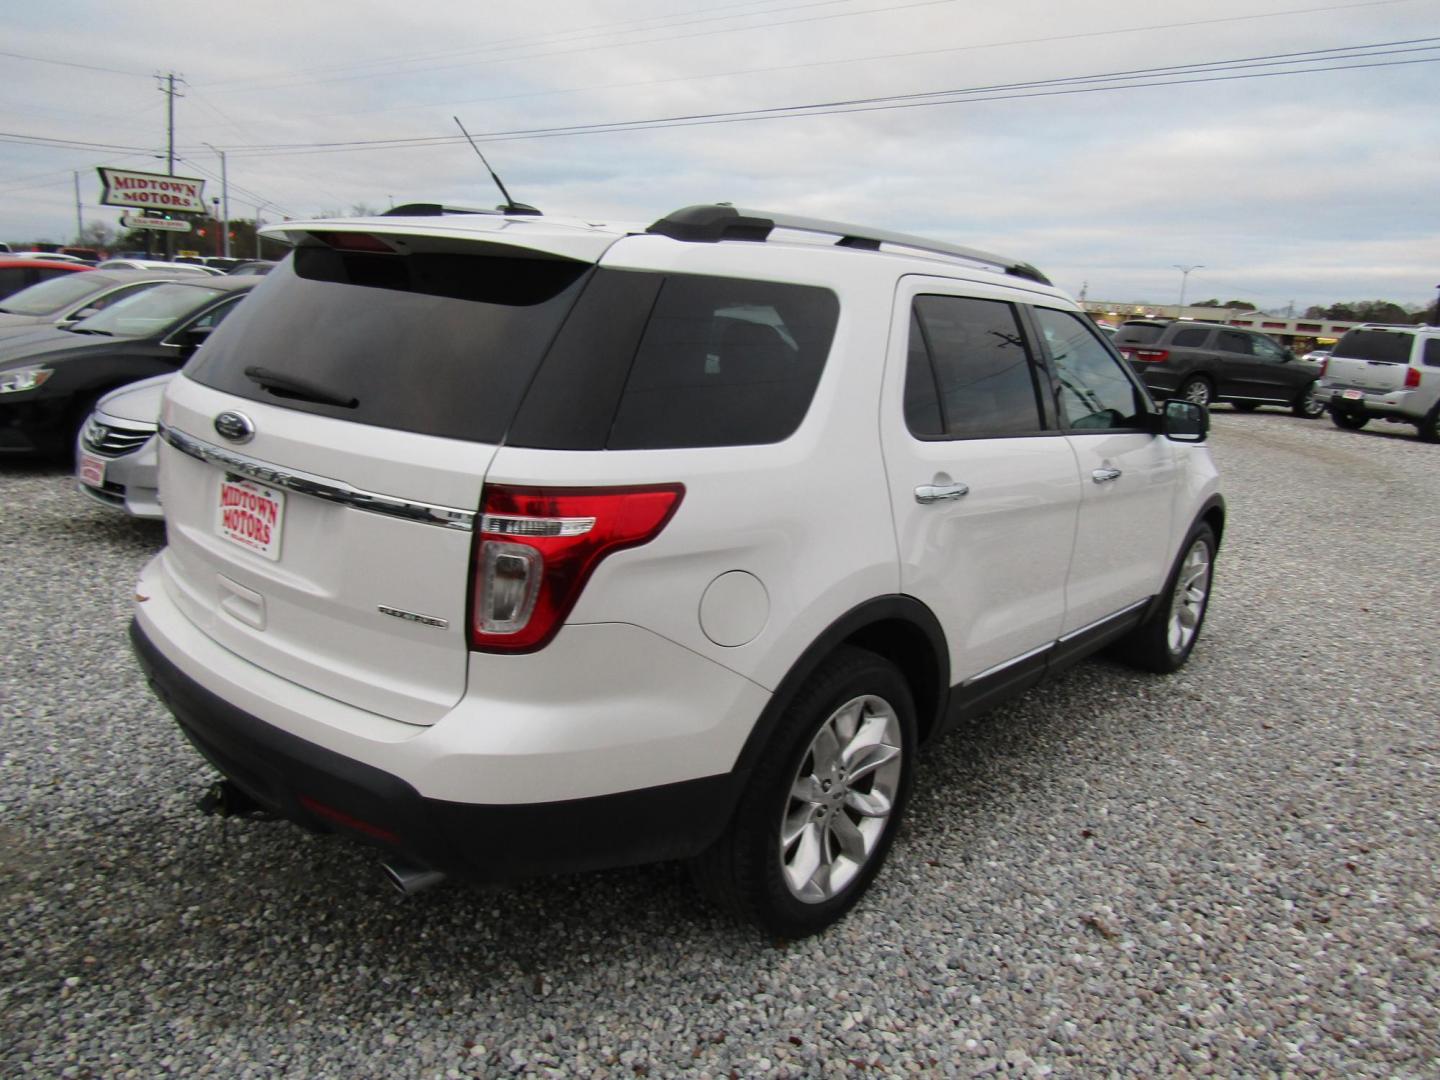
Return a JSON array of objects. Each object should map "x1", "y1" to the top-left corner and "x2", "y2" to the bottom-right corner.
[
  {"x1": 196, "y1": 0, "x2": 858, "y2": 91},
  {"x1": 311, "y1": 0, "x2": 1422, "y2": 122},
  {"x1": 205, "y1": 39, "x2": 1440, "y2": 158},
  {"x1": 198, "y1": 0, "x2": 964, "y2": 96},
  {"x1": 0, "y1": 49, "x2": 150, "y2": 78}
]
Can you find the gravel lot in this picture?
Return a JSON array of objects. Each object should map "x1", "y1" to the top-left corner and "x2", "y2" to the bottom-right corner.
[{"x1": 2, "y1": 411, "x2": 1437, "y2": 1078}]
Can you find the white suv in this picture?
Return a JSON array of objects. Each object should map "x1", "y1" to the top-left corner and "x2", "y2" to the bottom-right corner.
[
  {"x1": 131, "y1": 205, "x2": 1224, "y2": 937},
  {"x1": 1315, "y1": 323, "x2": 1440, "y2": 441}
]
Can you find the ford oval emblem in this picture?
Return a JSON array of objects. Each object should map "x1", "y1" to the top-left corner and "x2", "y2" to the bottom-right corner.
[{"x1": 214, "y1": 410, "x2": 255, "y2": 444}]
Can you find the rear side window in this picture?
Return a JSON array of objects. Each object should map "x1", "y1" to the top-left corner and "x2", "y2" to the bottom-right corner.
[
  {"x1": 1114, "y1": 322, "x2": 1165, "y2": 345},
  {"x1": 185, "y1": 248, "x2": 591, "y2": 444},
  {"x1": 1170, "y1": 328, "x2": 1210, "y2": 347},
  {"x1": 605, "y1": 275, "x2": 838, "y2": 449},
  {"x1": 1334, "y1": 329, "x2": 1415, "y2": 364},
  {"x1": 1216, "y1": 331, "x2": 1254, "y2": 355},
  {"x1": 904, "y1": 295, "x2": 1044, "y2": 438}
]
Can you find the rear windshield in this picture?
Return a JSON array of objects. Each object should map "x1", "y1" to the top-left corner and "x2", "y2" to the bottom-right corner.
[
  {"x1": 0, "y1": 272, "x2": 102, "y2": 315},
  {"x1": 185, "y1": 247, "x2": 591, "y2": 444},
  {"x1": 1333, "y1": 329, "x2": 1414, "y2": 364},
  {"x1": 1113, "y1": 323, "x2": 1165, "y2": 345}
]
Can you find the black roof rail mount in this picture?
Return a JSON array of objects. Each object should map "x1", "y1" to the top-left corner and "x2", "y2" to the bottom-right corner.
[
  {"x1": 382, "y1": 202, "x2": 542, "y2": 218},
  {"x1": 646, "y1": 204, "x2": 1051, "y2": 286}
]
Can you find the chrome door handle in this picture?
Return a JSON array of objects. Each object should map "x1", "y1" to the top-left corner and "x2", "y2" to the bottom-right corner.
[
  {"x1": 914, "y1": 482, "x2": 970, "y2": 503},
  {"x1": 1091, "y1": 467, "x2": 1122, "y2": 484}
]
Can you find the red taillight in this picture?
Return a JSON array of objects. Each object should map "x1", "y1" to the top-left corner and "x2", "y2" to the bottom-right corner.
[
  {"x1": 469, "y1": 484, "x2": 684, "y2": 653},
  {"x1": 1134, "y1": 348, "x2": 1170, "y2": 362},
  {"x1": 1318, "y1": 358, "x2": 1328, "y2": 378},
  {"x1": 1405, "y1": 366, "x2": 1422, "y2": 389}
]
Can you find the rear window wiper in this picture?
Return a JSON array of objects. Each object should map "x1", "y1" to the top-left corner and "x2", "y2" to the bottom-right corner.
[{"x1": 244, "y1": 365, "x2": 358, "y2": 408}]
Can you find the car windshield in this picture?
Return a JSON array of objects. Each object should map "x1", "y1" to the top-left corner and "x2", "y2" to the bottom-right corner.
[
  {"x1": 0, "y1": 273, "x2": 105, "y2": 316},
  {"x1": 1332, "y1": 330, "x2": 1413, "y2": 364},
  {"x1": 70, "y1": 282, "x2": 224, "y2": 337}
]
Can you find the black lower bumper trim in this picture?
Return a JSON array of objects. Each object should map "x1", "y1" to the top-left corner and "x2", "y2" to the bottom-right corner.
[{"x1": 130, "y1": 618, "x2": 746, "y2": 881}]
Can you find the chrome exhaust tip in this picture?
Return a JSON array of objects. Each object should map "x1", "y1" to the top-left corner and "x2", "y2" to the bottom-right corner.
[{"x1": 381, "y1": 858, "x2": 447, "y2": 897}]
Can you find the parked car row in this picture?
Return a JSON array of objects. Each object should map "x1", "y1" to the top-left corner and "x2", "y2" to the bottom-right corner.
[{"x1": 0, "y1": 275, "x2": 257, "y2": 458}]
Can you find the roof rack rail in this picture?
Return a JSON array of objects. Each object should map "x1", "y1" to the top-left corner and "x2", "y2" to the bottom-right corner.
[
  {"x1": 645, "y1": 204, "x2": 1051, "y2": 286},
  {"x1": 381, "y1": 202, "x2": 541, "y2": 218}
]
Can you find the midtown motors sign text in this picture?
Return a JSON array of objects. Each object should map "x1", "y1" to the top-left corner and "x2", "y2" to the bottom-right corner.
[{"x1": 97, "y1": 168, "x2": 207, "y2": 214}]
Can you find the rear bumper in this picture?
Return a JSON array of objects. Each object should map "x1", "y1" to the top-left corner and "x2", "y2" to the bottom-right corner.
[
  {"x1": 132, "y1": 617, "x2": 748, "y2": 879},
  {"x1": 1315, "y1": 384, "x2": 1430, "y2": 420}
]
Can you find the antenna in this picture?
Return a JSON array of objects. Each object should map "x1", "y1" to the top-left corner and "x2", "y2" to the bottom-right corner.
[{"x1": 452, "y1": 117, "x2": 539, "y2": 216}]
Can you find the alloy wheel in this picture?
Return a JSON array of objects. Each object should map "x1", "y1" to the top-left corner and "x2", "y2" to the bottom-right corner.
[
  {"x1": 779, "y1": 694, "x2": 903, "y2": 903},
  {"x1": 1167, "y1": 537, "x2": 1212, "y2": 656}
]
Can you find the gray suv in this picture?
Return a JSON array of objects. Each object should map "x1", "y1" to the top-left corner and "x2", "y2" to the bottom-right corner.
[
  {"x1": 1315, "y1": 324, "x2": 1440, "y2": 441},
  {"x1": 1114, "y1": 319, "x2": 1324, "y2": 418}
]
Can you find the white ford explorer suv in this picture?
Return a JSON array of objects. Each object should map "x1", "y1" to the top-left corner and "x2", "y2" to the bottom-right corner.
[{"x1": 131, "y1": 204, "x2": 1224, "y2": 937}]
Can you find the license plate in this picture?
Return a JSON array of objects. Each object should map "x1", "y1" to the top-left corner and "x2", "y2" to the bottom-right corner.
[
  {"x1": 1343, "y1": 389, "x2": 1365, "y2": 400},
  {"x1": 216, "y1": 476, "x2": 285, "y2": 560},
  {"x1": 77, "y1": 451, "x2": 106, "y2": 488}
]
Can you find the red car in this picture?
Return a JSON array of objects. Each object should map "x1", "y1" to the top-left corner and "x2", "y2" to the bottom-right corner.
[{"x1": 0, "y1": 257, "x2": 92, "y2": 302}]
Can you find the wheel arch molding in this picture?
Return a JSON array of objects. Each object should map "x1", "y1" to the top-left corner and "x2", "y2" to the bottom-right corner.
[{"x1": 733, "y1": 595, "x2": 950, "y2": 779}]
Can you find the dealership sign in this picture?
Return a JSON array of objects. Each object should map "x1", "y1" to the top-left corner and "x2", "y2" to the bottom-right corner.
[
  {"x1": 119, "y1": 213, "x2": 193, "y2": 233},
  {"x1": 97, "y1": 167, "x2": 206, "y2": 213}
]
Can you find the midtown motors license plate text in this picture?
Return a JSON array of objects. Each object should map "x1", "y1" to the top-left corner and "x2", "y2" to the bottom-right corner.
[{"x1": 216, "y1": 476, "x2": 285, "y2": 561}]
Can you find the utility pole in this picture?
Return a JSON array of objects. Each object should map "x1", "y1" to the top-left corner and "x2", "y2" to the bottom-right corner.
[
  {"x1": 205, "y1": 143, "x2": 230, "y2": 258},
  {"x1": 73, "y1": 172, "x2": 83, "y2": 242},
  {"x1": 157, "y1": 72, "x2": 185, "y2": 259}
]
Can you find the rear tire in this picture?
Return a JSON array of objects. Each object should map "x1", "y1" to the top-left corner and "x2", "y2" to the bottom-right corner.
[
  {"x1": 691, "y1": 646, "x2": 916, "y2": 939},
  {"x1": 1330, "y1": 408, "x2": 1368, "y2": 431},
  {"x1": 1419, "y1": 404, "x2": 1440, "y2": 443},
  {"x1": 1111, "y1": 524, "x2": 1216, "y2": 674},
  {"x1": 1292, "y1": 383, "x2": 1325, "y2": 419},
  {"x1": 1179, "y1": 377, "x2": 1212, "y2": 408}
]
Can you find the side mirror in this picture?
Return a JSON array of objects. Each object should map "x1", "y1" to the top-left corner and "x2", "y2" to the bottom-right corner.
[
  {"x1": 1282, "y1": 349, "x2": 1297, "y2": 362},
  {"x1": 1161, "y1": 398, "x2": 1208, "y2": 442}
]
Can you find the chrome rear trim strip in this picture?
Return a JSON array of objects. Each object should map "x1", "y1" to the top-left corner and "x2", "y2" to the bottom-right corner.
[{"x1": 160, "y1": 424, "x2": 476, "y2": 531}]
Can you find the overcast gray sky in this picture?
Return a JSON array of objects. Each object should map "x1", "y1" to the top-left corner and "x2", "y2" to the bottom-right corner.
[{"x1": 3, "y1": 0, "x2": 1437, "y2": 310}]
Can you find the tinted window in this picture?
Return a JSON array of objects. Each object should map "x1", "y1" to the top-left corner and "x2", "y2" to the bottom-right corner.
[
  {"x1": 1334, "y1": 329, "x2": 1414, "y2": 364},
  {"x1": 906, "y1": 295, "x2": 1042, "y2": 438},
  {"x1": 186, "y1": 249, "x2": 591, "y2": 444},
  {"x1": 0, "y1": 267, "x2": 31, "y2": 298},
  {"x1": 903, "y1": 309, "x2": 943, "y2": 435},
  {"x1": 1170, "y1": 328, "x2": 1210, "y2": 347},
  {"x1": 1425, "y1": 339, "x2": 1440, "y2": 367},
  {"x1": 1252, "y1": 334, "x2": 1287, "y2": 361},
  {"x1": 1034, "y1": 308, "x2": 1146, "y2": 429},
  {"x1": 606, "y1": 275, "x2": 838, "y2": 449},
  {"x1": 1113, "y1": 322, "x2": 1165, "y2": 345},
  {"x1": 1216, "y1": 331, "x2": 1253, "y2": 355}
]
